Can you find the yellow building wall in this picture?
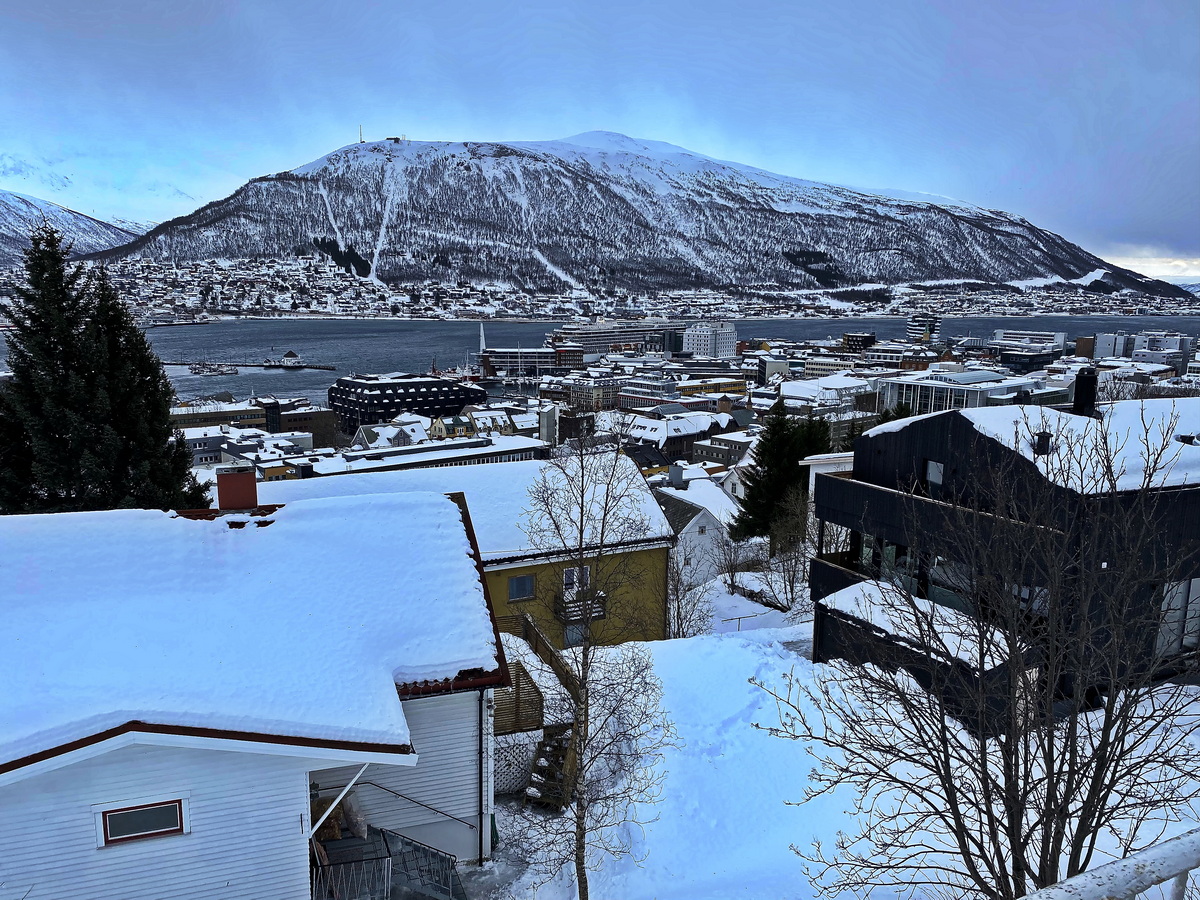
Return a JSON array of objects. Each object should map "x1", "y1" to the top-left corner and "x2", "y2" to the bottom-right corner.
[{"x1": 484, "y1": 545, "x2": 669, "y2": 648}]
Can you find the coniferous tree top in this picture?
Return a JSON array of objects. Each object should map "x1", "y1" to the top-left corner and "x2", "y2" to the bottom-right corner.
[
  {"x1": 0, "y1": 224, "x2": 209, "y2": 514},
  {"x1": 732, "y1": 399, "x2": 830, "y2": 540}
]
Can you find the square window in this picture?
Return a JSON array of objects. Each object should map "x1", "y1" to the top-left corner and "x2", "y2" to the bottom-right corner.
[
  {"x1": 508, "y1": 574, "x2": 535, "y2": 602},
  {"x1": 99, "y1": 799, "x2": 187, "y2": 846},
  {"x1": 698, "y1": 525, "x2": 707, "y2": 535}
]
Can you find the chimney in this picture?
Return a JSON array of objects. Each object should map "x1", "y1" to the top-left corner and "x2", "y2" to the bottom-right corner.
[
  {"x1": 668, "y1": 462, "x2": 687, "y2": 489},
  {"x1": 215, "y1": 465, "x2": 259, "y2": 510},
  {"x1": 1033, "y1": 431, "x2": 1052, "y2": 456},
  {"x1": 1072, "y1": 366, "x2": 1098, "y2": 418}
]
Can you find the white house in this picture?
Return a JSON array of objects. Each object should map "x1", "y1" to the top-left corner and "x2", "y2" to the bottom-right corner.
[
  {"x1": 0, "y1": 479, "x2": 504, "y2": 900},
  {"x1": 655, "y1": 477, "x2": 742, "y2": 582}
]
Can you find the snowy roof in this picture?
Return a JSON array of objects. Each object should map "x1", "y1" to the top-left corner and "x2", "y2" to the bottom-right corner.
[
  {"x1": 0, "y1": 493, "x2": 499, "y2": 768},
  {"x1": 258, "y1": 456, "x2": 674, "y2": 562},
  {"x1": 865, "y1": 399, "x2": 1200, "y2": 493},
  {"x1": 626, "y1": 412, "x2": 732, "y2": 448},
  {"x1": 310, "y1": 435, "x2": 546, "y2": 475},
  {"x1": 656, "y1": 479, "x2": 741, "y2": 528},
  {"x1": 958, "y1": 399, "x2": 1200, "y2": 493},
  {"x1": 820, "y1": 580, "x2": 1006, "y2": 669}
]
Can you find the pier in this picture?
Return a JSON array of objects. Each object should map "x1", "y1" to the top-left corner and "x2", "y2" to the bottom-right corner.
[{"x1": 164, "y1": 360, "x2": 337, "y2": 371}]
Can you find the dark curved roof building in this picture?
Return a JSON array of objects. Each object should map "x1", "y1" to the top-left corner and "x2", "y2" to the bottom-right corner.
[{"x1": 328, "y1": 372, "x2": 488, "y2": 433}]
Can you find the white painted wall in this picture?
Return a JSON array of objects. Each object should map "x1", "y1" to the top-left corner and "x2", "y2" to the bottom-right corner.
[
  {"x1": 675, "y1": 507, "x2": 725, "y2": 583},
  {"x1": 312, "y1": 690, "x2": 491, "y2": 863},
  {"x1": 0, "y1": 743, "x2": 326, "y2": 900}
]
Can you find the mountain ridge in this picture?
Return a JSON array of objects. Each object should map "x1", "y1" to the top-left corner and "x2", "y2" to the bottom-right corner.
[
  {"x1": 0, "y1": 188, "x2": 141, "y2": 266},
  {"x1": 80, "y1": 132, "x2": 1188, "y2": 299}
]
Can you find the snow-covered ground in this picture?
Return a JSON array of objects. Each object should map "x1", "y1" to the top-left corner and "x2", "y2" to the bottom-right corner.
[
  {"x1": 705, "y1": 578, "x2": 794, "y2": 634},
  {"x1": 473, "y1": 622, "x2": 1200, "y2": 899},
  {"x1": 477, "y1": 627, "x2": 852, "y2": 899}
]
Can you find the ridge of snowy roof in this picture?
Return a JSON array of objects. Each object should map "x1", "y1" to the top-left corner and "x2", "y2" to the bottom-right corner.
[
  {"x1": 0, "y1": 492, "x2": 498, "y2": 768},
  {"x1": 656, "y1": 479, "x2": 741, "y2": 528},
  {"x1": 865, "y1": 399, "x2": 1200, "y2": 493},
  {"x1": 958, "y1": 399, "x2": 1200, "y2": 492},
  {"x1": 259, "y1": 457, "x2": 673, "y2": 560}
]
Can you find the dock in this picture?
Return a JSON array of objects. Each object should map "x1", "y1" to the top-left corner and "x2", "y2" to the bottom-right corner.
[{"x1": 164, "y1": 361, "x2": 337, "y2": 371}]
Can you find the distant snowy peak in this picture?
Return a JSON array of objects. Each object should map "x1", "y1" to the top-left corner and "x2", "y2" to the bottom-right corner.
[
  {"x1": 0, "y1": 188, "x2": 139, "y2": 267},
  {"x1": 87, "y1": 132, "x2": 1188, "y2": 299}
]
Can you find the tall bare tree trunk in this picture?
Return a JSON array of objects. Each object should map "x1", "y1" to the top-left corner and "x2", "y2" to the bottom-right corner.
[{"x1": 574, "y1": 792, "x2": 590, "y2": 900}]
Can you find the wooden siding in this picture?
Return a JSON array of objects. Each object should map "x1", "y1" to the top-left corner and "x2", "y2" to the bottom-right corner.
[
  {"x1": 0, "y1": 743, "x2": 322, "y2": 900},
  {"x1": 311, "y1": 691, "x2": 488, "y2": 863},
  {"x1": 483, "y1": 545, "x2": 670, "y2": 648}
]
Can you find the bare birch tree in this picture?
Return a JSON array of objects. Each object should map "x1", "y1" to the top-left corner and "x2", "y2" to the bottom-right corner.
[
  {"x1": 758, "y1": 403, "x2": 1200, "y2": 899},
  {"x1": 508, "y1": 443, "x2": 676, "y2": 900},
  {"x1": 665, "y1": 544, "x2": 714, "y2": 638}
]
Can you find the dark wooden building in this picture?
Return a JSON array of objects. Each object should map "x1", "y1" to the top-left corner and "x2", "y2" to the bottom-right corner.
[{"x1": 809, "y1": 398, "x2": 1200, "y2": 727}]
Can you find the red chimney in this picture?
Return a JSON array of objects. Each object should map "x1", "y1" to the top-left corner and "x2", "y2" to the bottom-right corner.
[{"x1": 215, "y1": 465, "x2": 259, "y2": 511}]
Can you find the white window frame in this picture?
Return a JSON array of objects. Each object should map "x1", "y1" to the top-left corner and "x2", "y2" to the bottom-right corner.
[
  {"x1": 563, "y1": 565, "x2": 591, "y2": 593},
  {"x1": 93, "y1": 793, "x2": 191, "y2": 848}
]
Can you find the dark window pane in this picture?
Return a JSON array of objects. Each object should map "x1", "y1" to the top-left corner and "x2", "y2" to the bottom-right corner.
[
  {"x1": 106, "y1": 802, "x2": 182, "y2": 840},
  {"x1": 508, "y1": 574, "x2": 535, "y2": 601}
]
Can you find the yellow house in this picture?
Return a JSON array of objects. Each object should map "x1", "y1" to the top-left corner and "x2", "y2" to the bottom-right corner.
[{"x1": 256, "y1": 458, "x2": 675, "y2": 649}]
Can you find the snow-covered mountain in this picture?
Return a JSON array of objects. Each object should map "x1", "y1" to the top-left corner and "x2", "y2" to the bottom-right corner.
[
  {"x1": 0, "y1": 189, "x2": 141, "y2": 266},
  {"x1": 84, "y1": 132, "x2": 1188, "y2": 298}
]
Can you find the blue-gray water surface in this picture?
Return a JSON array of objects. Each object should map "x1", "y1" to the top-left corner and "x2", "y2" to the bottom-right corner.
[{"x1": 6, "y1": 315, "x2": 1200, "y2": 403}]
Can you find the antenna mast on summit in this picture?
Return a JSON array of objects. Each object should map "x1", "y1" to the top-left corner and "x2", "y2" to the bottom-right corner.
[{"x1": 359, "y1": 125, "x2": 364, "y2": 143}]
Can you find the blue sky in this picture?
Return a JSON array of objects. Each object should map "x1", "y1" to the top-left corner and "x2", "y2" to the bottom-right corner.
[{"x1": 1, "y1": 0, "x2": 1197, "y2": 276}]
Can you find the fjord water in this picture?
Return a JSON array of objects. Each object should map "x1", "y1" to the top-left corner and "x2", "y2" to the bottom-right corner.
[{"x1": 7, "y1": 315, "x2": 1200, "y2": 402}]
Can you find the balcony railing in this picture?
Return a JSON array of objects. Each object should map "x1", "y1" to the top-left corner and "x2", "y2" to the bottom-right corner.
[
  {"x1": 1025, "y1": 824, "x2": 1200, "y2": 900},
  {"x1": 555, "y1": 588, "x2": 606, "y2": 625},
  {"x1": 492, "y1": 659, "x2": 544, "y2": 735}
]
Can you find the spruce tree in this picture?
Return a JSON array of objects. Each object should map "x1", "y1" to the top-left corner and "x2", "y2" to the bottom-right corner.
[
  {"x1": 0, "y1": 225, "x2": 208, "y2": 513},
  {"x1": 732, "y1": 399, "x2": 830, "y2": 539}
]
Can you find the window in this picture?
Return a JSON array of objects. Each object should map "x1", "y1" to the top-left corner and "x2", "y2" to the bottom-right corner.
[
  {"x1": 564, "y1": 566, "x2": 590, "y2": 593},
  {"x1": 98, "y1": 799, "x2": 187, "y2": 846},
  {"x1": 508, "y1": 574, "x2": 535, "y2": 602},
  {"x1": 1157, "y1": 578, "x2": 1200, "y2": 657},
  {"x1": 698, "y1": 525, "x2": 708, "y2": 535}
]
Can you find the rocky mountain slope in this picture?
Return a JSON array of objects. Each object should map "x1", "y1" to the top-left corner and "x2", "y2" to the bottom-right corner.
[
  {"x1": 83, "y1": 132, "x2": 1188, "y2": 298},
  {"x1": 0, "y1": 189, "x2": 140, "y2": 266}
]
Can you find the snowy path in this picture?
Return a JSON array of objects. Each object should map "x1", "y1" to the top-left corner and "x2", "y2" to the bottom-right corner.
[{"x1": 488, "y1": 628, "x2": 851, "y2": 900}]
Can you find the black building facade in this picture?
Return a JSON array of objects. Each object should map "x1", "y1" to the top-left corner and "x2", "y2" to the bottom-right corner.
[
  {"x1": 809, "y1": 401, "x2": 1200, "y2": 726},
  {"x1": 327, "y1": 373, "x2": 488, "y2": 433}
]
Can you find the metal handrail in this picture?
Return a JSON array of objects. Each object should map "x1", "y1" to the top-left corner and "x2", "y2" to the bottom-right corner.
[
  {"x1": 381, "y1": 828, "x2": 459, "y2": 900},
  {"x1": 355, "y1": 781, "x2": 477, "y2": 831}
]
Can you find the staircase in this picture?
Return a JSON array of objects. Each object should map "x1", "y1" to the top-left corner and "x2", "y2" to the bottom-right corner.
[
  {"x1": 313, "y1": 826, "x2": 467, "y2": 900},
  {"x1": 381, "y1": 828, "x2": 469, "y2": 900},
  {"x1": 524, "y1": 726, "x2": 573, "y2": 812}
]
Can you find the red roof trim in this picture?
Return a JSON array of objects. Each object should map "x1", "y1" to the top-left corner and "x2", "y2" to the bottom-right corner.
[{"x1": 0, "y1": 721, "x2": 413, "y2": 778}]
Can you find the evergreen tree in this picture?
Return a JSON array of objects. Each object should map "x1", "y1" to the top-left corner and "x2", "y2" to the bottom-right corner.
[
  {"x1": 732, "y1": 400, "x2": 830, "y2": 539},
  {"x1": 0, "y1": 225, "x2": 208, "y2": 513}
]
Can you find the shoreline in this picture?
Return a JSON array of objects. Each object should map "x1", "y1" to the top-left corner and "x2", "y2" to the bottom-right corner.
[{"x1": 153, "y1": 309, "x2": 1200, "y2": 328}]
